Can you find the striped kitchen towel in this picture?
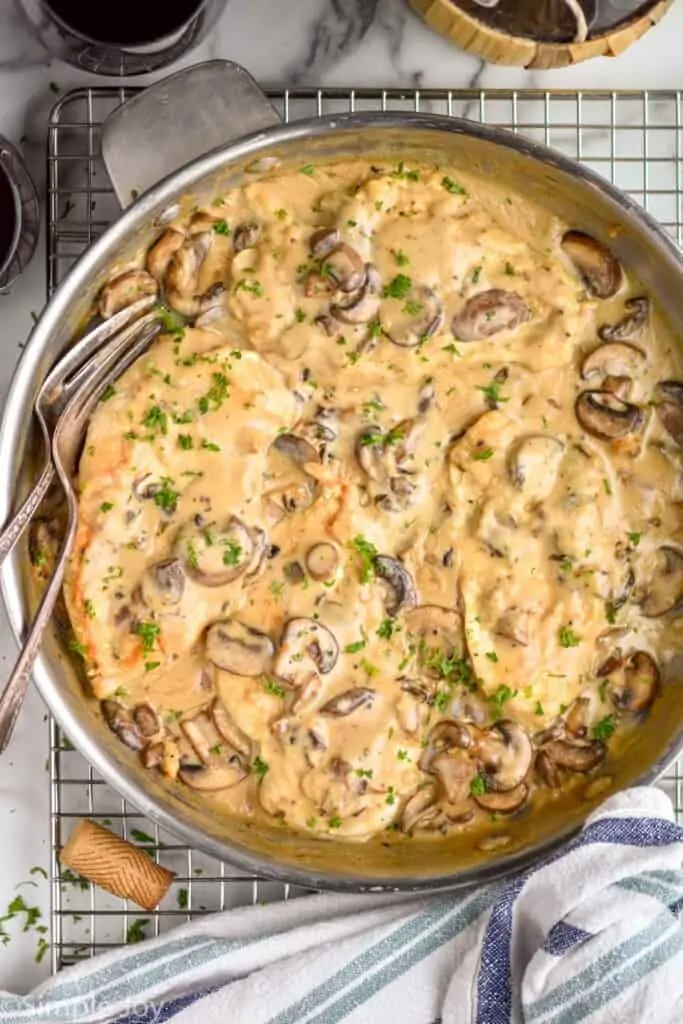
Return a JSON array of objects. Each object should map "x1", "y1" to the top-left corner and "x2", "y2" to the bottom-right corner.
[{"x1": 2, "y1": 786, "x2": 683, "y2": 1024}]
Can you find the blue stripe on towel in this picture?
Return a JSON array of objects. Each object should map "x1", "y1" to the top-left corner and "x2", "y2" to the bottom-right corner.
[
  {"x1": 476, "y1": 816, "x2": 683, "y2": 1024},
  {"x1": 543, "y1": 922, "x2": 592, "y2": 957},
  {"x1": 113, "y1": 987, "x2": 216, "y2": 1023}
]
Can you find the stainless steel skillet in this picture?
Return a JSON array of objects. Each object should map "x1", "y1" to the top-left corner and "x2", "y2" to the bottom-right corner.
[{"x1": 1, "y1": 61, "x2": 683, "y2": 892}]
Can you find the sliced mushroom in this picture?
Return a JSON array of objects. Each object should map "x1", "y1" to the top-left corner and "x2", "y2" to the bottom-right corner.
[
  {"x1": 165, "y1": 234, "x2": 211, "y2": 318},
  {"x1": 581, "y1": 341, "x2": 646, "y2": 381},
  {"x1": 274, "y1": 618, "x2": 339, "y2": 684},
  {"x1": 451, "y1": 289, "x2": 530, "y2": 342},
  {"x1": 298, "y1": 420, "x2": 337, "y2": 456},
  {"x1": 565, "y1": 697, "x2": 590, "y2": 738},
  {"x1": 401, "y1": 783, "x2": 439, "y2": 833},
  {"x1": 146, "y1": 228, "x2": 185, "y2": 280},
  {"x1": 330, "y1": 282, "x2": 380, "y2": 325},
  {"x1": 385, "y1": 286, "x2": 444, "y2": 348},
  {"x1": 245, "y1": 527, "x2": 267, "y2": 580},
  {"x1": 494, "y1": 608, "x2": 531, "y2": 647},
  {"x1": 98, "y1": 270, "x2": 158, "y2": 319},
  {"x1": 609, "y1": 651, "x2": 660, "y2": 713},
  {"x1": 536, "y1": 749, "x2": 561, "y2": 789},
  {"x1": 640, "y1": 545, "x2": 683, "y2": 618},
  {"x1": 306, "y1": 542, "x2": 339, "y2": 582},
  {"x1": 473, "y1": 782, "x2": 529, "y2": 814},
  {"x1": 656, "y1": 381, "x2": 683, "y2": 447},
  {"x1": 205, "y1": 620, "x2": 274, "y2": 677},
  {"x1": 102, "y1": 700, "x2": 144, "y2": 751},
  {"x1": 431, "y1": 751, "x2": 474, "y2": 803},
  {"x1": 211, "y1": 698, "x2": 253, "y2": 758},
  {"x1": 405, "y1": 605, "x2": 463, "y2": 667},
  {"x1": 420, "y1": 719, "x2": 472, "y2": 772},
  {"x1": 179, "y1": 754, "x2": 247, "y2": 792},
  {"x1": 141, "y1": 741, "x2": 164, "y2": 769},
  {"x1": 475, "y1": 720, "x2": 532, "y2": 792},
  {"x1": 508, "y1": 434, "x2": 565, "y2": 500},
  {"x1": 320, "y1": 687, "x2": 375, "y2": 716},
  {"x1": 598, "y1": 297, "x2": 650, "y2": 341},
  {"x1": 575, "y1": 390, "x2": 643, "y2": 441},
  {"x1": 141, "y1": 559, "x2": 185, "y2": 609},
  {"x1": 178, "y1": 516, "x2": 253, "y2": 587},
  {"x1": 271, "y1": 433, "x2": 321, "y2": 466},
  {"x1": 233, "y1": 222, "x2": 260, "y2": 252},
  {"x1": 374, "y1": 556, "x2": 417, "y2": 615},
  {"x1": 541, "y1": 738, "x2": 606, "y2": 772},
  {"x1": 561, "y1": 230, "x2": 622, "y2": 299},
  {"x1": 309, "y1": 228, "x2": 340, "y2": 258},
  {"x1": 355, "y1": 425, "x2": 385, "y2": 481},
  {"x1": 324, "y1": 243, "x2": 366, "y2": 292},
  {"x1": 263, "y1": 481, "x2": 316, "y2": 522},
  {"x1": 195, "y1": 283, "x2": 229, "y2": 327},
  {"x1": 181, "y1": 712, "x2": 223, "y2": 763},
  {"x1": 133, "y1": 704, "x2": 160, "y2": 738}
]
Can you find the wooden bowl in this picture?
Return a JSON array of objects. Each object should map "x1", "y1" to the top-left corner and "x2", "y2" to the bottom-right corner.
[{"x1": 409, "y1": 0, "x2": 673, "y2": 68}]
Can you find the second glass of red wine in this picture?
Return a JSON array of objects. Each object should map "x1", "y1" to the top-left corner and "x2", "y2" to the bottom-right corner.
[{"x1": 17, "y1": 0, "x2": 229, "y2": 75}]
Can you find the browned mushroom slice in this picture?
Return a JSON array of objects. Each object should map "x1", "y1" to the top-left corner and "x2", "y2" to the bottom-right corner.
[
  {"x1": 640, "y1": 545, "x2": 683, "y2": 618},
  {"x1": 181, "y1": 712, "x2": 223, "y2": 763},
  {"x1": 141, "y1": 559, "x2": 185, "y2": 610},
  {"x1": 165, "y1": 234, "x2": 212, "y2": 318},
  {"x1": 178, "y1": 517, "x2": 253, "y2": 586},
  {"x1": 195, "y1": 283, "x2": 229, "y2": 327},
  {"x1": 655, "y1": 381, "x2": 683, "y2": 447},
  {"x1": 98, "y1": 270, "x2": 158, "y2": 319},
  {"x1": 133, "y1": 704, "x2": 160, "y2": 738},
  {"x1": 374, "y1": 556, "x2": 417, "y2": 615},
  {"x1": 274, "y1": 618, "x2": 339, "y2": 684},
  {"x1": 305, "y1": 542, "x2": 340, "y2": 582},
  {"x1": 146, "y1": 228, "x2": 185, "y2": 280},
  {"x1": 598, "y1": 297, "x2": 650, "y2": 342},
  {"x1": 401, "y1": 783, "x2": 439, "y2": 833},
  {"x1": 508, "y1": 435, "x2": 565, "y2": 500},
  {"x1": 451, "y1": 289, "x2": 530, "y2": 342},
  {"x1": 271, "y1": 432, "x2": 321, "y2": 466},
  {"x1": 320, "y1": 687, "x2": 375, "y2": 716},
  {"x1": 385, "y1": 287, "x2": 443, "y2": 348},
  {"x1": 565, "y1": 696, "x2": 590, "y2": 738},
  {"x1": 102, "y1": 700, "x2": 145, "y2": 751},
  {"x1": 494, "y1": 608, "x2": 531, "y2": 647},
  {"x1": 263, "y1": 481, "x2": 317, "y2": 522},
  {"x1": 405, "y1": 605, "x2": 463, "y2": 669},
  {"x1": 309, "y1": 227, "x2": 340, "y2": 258},
  {"x1": 205, "y1": 620, "x2": 275, "y2": 677},
  {"x1": 431, "y1": 751, "x2": 474, "y2": 803},
  {"x1": 178, "y1": 755, "x2": 247, "y2": 792},
  {"x1": 609, "y1": 651, "x2": 660, "y2": 713},
  {"x1": 473, "y1": 782, "x2": 529, "y2": 814},
  {"x1": 542, "y1": 738, "x2": 606, "y2": 772},
  {"x1": 561, "y1": 230, "x2": 622, "y2": 299},
  {"x1": 575, "y1": 390, "x2": 643, "y2": 441},
  {"x1": 141, "y1": 741, "x2": 164, "y2": 769},
  {"x1": 536, "y1": 749, "x2": 561, "y2": 789},
  {"x1": 581, "y1": 342, "x2": 646, "y2": 382},
  {"x1": 245, "y1": 527, "x2": 267, "y2": 581},
  {"x1": 420, "y1": 719, "x2": 472, "y2": 772},
  {"x1": 324, "y1": 244, "x2": 366, "y2": 293},
  {"x1": 475, "y1": 720, "x2": 532, "y2": 792},
  {"x1": 233, "y1": 222, "x2": 260, "y2": 252},
  {"x1": 330, "y1": 282, "x2": 380, "y2": 325},
  {"x1": 211, "y1": 698, "x2": 253, "y2": 758}
]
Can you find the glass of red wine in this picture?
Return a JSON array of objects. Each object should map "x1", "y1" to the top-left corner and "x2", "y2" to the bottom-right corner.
[
  {"x1": 17, "y1": 0, "x2": 228, "y2": 75},
  {"x1": 0, "y1": 137, "x2": 39, "y2": 294}
]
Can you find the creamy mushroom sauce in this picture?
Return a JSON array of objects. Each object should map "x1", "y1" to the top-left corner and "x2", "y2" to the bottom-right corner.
[{"x1": 60, "y1": 158, "x2": 683, "y2": 842}]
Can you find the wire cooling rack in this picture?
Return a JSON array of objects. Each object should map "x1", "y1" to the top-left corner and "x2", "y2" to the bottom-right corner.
[{"x1": 47, "y1": 85, "x2": 683, "y2": 972}]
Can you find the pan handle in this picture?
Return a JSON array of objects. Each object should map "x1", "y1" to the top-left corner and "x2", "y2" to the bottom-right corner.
[{"x1": 101, "y1": 60, "x2": 282, "y2": 209}]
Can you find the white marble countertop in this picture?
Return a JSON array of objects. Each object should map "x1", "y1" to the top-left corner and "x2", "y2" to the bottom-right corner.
[{"x1": 1, "y1": 0, "x2": 682, "y2": 997}]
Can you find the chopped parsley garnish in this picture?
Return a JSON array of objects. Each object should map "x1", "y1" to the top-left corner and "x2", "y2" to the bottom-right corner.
[
  {"x1": 156, "y1": 305, "x2": 185, "y2": 338},
  {"x1": 403, "y1": 300, "x2": 423, "y2": 316},
  {"x1": 348, "y1": 535, "x2": 379, "y2": 583},
  {"x1": 356, "y1": 768, "x2": 373, "y2": 779},
  {"x1": 485, "y1": 651, "x2": 498, "y2": 662},
  {"x1": 377, "y1": 618, "x2": 396, "y2": 640},
  {"x1": 177, "y1": 434, "x2": 194, "y2": 450},
  {"x1": 141, "y1": 405, "x2": 168, "y2": 435},
  {"x1": 144, "y1": 661, "x2": 160, "y2": 673},
  {"x1": 234, "y1": 278, "x2": 263, "y2": 298},
  {"x1": 605, "y1": 602, "x2": 618, "y2": 625},
  {"x1": 99, "y1": 383, "x2": 116, "y2": 402},
  {"x1": 593, "y1": 714, "x2": 617, "y2": 741},
  {"x1": 100, "y1": 501, "x2": 114, "y2": 513},
  {"x1": 472, "y1": 446, "x2": 495, "y2": 461},
  {"x1": 263, "y1": 678, "x2": 286, "y2": 698},
  {"x1": 153, "y1": 478, "x2": 179, "y2": 513},
  {"x1": 67, "y1": 638, "x2": 88, "y2": 659},
  {"x1": 442, "y1": 343, "x2": 461, "y2": 356},
  {"x1": 222, "y1": 541, "x2": 242, "y2": 566},
  {"x1": 294, "y1": 308, "x2": 306, "y2": 323},
  {"x1": 488, "y1": 684, "x2": 517, "y2": 715},
  {"x1": 470, "y1": 774, "x2": 487, "y2": 796},
  {"x1": 397, "y1": 749, "x2": 409, "y2": 762},
  {"x1": 558, "y1": 625, "x2": 581, "y2": 648},
  {"x1": 534, "y1": 701, "x2": 544, "y2": 716},
  {"x1": 345, "y1": 639, "x2": 367, "y2": 654},
  {"x1": 360, "y1": 658, "x2": 378, "y2": 677},
  {"x1": 627, "y1": 531, "x2": 642, "y2": 546},
  {"x1": 83, "y1": 599, "x2": 96, "y2": 619},
  {"x1": 385, "y1": 786, "x2": 396, "y2": 806},
  {"x1": 367, "y1": 320, "x2": 384, "y2": 340},
  {"x1": 471, "y1": 265, "x2": 482, "y2": 284},
  {"x1": 30, "y1": 547, "x2": 46, "y2": 567},
  {"x1": 198, "y1": 372, "x2": 229, "y2": 413},
  {"x1": 360, "y1": 429, "x2": 384, "y2": 448},
  {"x1": 275, "y1": 208, "x2": 287, "y2": 220},
  {"x1": 252, "y1": 756, "x2": 269, "y2": 778},
  {"x1": 306, "y1": 816, "x2": 317, "y2": 829},
  {"x1": 177, "y1": 888, "x2": 189, "y2": 910},
  {"x1": 212, "y1": 197, "x2": 226, "y2": 207},
  {"x1": 299, "y1": 164, "x2": 315, "y2": 175},
  {"x1": 212, "y1": 219, "x2": 230, "y2": 235},
  {"x1": 477, "y1": 378, "x2": 509, "y2": 405},
  {"x1": 504, "y1": 262, "x2": 516, "y2": 276},
  {"x1": 328, "y1": 815, "x2": 343, "y2": 829},
  {"x1": 363, "y1": 395, "x2": 385, "y2": 417},
  {"x1": 392, "y1": 248, "x2": 410, "y2": 267},
  {"x1": 201, "y1": 439, "x2": 221, "y2": 452},
  {"x1": 391, "y1": 161, "x2": 420, "y2": 182},
  {"x1": 186, "y1": 541, "x2": 199, "y2": 569},
  {"x1": 441, "y1": 175, "x2": 466, "y2": 195},
  {"x1": 382, "y1": 274, "x2": 412, "y2": 300},
  {"x1": 130, "y1": 829, "x2": 155, "y2": 845},
  {"x1": 134, "y1": 621, "x2": 160, "y2": 653},
  {"x1": 603, "y1": 478, "x2": 613, "y2": 496},
  {"x1": 126, "y1": 919, "x2": 149, "y2": 944}
]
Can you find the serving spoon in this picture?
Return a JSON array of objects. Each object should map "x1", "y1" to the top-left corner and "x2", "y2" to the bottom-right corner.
[{"x1": 0, "y1": 310, "x2": 162, "y2": 753}]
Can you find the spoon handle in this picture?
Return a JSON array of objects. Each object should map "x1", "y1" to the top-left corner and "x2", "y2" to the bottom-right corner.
[
  {"x1": 0, "y1": 541, "x2": 67, "y2": 753},
  {"x1": 0, "y1": 459, "x2": 54, "y2": 565}
]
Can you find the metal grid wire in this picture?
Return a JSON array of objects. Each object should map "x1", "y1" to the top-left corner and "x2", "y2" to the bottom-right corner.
[{"x1": 47, "y1": 85, "x2": 683, "y2": 972}]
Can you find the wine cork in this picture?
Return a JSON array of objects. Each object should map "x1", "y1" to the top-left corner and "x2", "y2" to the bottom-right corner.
[{"x1": 60, "y1": 820, "x2": 174, "y2": 911}]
